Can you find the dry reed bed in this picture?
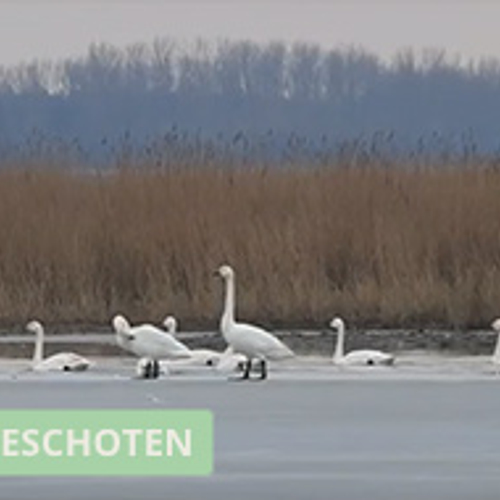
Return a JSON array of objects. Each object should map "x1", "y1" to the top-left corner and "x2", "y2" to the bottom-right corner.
[{"x1": 0, "y1": 165, "x2": 499, "y2": 329}]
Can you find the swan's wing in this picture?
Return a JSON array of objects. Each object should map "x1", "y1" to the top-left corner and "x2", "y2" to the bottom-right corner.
[
  {"x1": 167, "y1": 349, "x2": 221, "y2": 368},
  {"x1": 230, "y1": 323, "x2": 294, "y2": 360},
  {"x1": 188, "y1": 349, "x2": 222, "y2": 364},
  {"x1": 343, "y1": 349, "x2": 394, "y2": 365},
  {"x1": 131, "y1": 324, "x2": 192, "y2": 359},
  {"x1": 34, "y1": 352, "x2": 91, "y2": 372},
  {"x1": 164, "y1": 350, "x2": 224, "y2": 374},
  {"x1": 216, "y1": 347, "x2": 247, "y2": 373},
  {"x1": 146, "y1": 332, "x2": 192, "y2": 358}
]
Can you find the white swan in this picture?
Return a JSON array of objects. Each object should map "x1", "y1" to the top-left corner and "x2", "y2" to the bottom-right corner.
[
  {"x1": 161, "y1": 315, "x2": 222, "y2": 372},
  {"x1": 163, "y1": 315, "x2": 178, "y2": 336},
  {"x1": 215, "y1": 264, "x2": 294, "y2": 380},
  {"x1": 330, "y1": 317, "x2": 395, "y2": 366},
  {"x1": 112, "y1": 314, "x2": 192, "y2": 378},
  {"x1": 490, "y1": 318, "x2": 500, "y2": 368},
  {"x1": 26, "y1": 320, "x2": 92, "y2": 372},
  {"x1": 215, "y1": 345, "x2": 248, "y2": 374}
]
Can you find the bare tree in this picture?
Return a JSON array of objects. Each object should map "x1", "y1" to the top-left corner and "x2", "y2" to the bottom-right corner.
[
  {"x1": 151, "y1": 37, "x2": 175, "y2": 92},
  {"x1": 287, "y1": 42, "x2": 322, "y2": 101}
]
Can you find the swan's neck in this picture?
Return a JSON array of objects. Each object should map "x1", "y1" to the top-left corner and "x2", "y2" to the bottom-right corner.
[
  {"x1": 33, "y1": 327, "x2": 44, "y2": 365},
  {"x1": 334, "y1": 323, "x2": 345, "y2": 362},
  {"x1": 221, "y1": 274, "x2": 235, "y2": 333},
  {"x1": 493, "y1": 329, "x2": 500, "y2": 363},
  {"x1": 169, "y1": 319, "x2": 177, "y2": 335}
]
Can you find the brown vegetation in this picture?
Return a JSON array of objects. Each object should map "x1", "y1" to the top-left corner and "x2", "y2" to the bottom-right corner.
[{"x1": 0, "y1": 163, "x2": 499, "y2": 329}]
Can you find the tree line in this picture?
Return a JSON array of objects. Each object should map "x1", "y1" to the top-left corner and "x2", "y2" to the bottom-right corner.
[{"x1": 1, "y1": 38, "x2": 500, "y2": 163}]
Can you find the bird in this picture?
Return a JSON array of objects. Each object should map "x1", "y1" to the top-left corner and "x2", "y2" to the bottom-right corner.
[
  {"x1": 161, "y1": 314, "x2": 223, "y2": 372},
  {"x1": 162, "y1": 315, "x2": 178, "y2": 336},
  {"x1": 490, "y1": 318, "x2": 500, "y2": 369},
  {"x1": 329, "y1": 317, "x2": 395, "y2": 366},
  {"x1": 214, "y1": 264, "x2": 294, "y2": 380},
  {"x1": 26, "y1": 320, "x2": 92, "y2": 372},
  {"x1": 112, "y1": 314, "x2": 192, "y2": 379},
  {"x1": 214, "y1": 345, "x2": 248, "y2": 374}
]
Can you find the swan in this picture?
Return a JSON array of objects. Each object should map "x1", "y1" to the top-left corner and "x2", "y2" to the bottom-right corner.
[
  {"x1": 329, "y1": 317, "x2": 395, "y2": 366},
  {"x1": 112, "y1": 314, "x2": 192, "y2": 379},
  {"x1": 162, "y1": 315, "x2": 248, "y2": 373},
  {"x1": 215, "y1": 264, "x2": 294, "y2": 380},
  {"x1": 215, "y1": 345, "x2": 248, "y2": 374},
  {"x1": 490, "y1": 318, "x2": 500, "y2": 368},
  {"x1": 161, "y1": 315, "x2": 231, "y2": 371},
  {"x1": 163, "y1": 315, "x2": 178, "y2": 336},
  {"x1": 26, "y1": 320, "x2": 92, "y2": 372}
]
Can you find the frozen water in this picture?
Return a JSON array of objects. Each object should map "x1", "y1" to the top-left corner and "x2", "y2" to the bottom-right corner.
[{"x1": 0, "y1": 352, "x2": 498, "y2": 499}]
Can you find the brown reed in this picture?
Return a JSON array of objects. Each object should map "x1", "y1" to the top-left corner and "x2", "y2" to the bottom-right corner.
[{"x1": 0, "y1": 163, "x2": 499, "y2": 329}]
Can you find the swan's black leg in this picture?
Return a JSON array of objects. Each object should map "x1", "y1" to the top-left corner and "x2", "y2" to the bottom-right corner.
[
  {"x1": 242, "y1": 358, "x2": 252, "y2": 380},
  {"x1": 259, "y1": 359, "x2": 267, "y2": 380},
  {"x1": 143, "y1": 361, "x2": 151, "y2": 379},
  {"x1": 229, "y1": 358, "x2": 252, "y2": 381},
  {"x1": 229, "y1": 358, "x2": 251, "y2": 381},
  {"x1": 152, "y1": 360, "x2": 160, "y2": 379},
  {"x1": 250, "y1": 359, "x2": 267, "y2": 381}
]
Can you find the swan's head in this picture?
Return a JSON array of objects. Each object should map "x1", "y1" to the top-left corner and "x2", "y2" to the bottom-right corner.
[
  {"x1": 112, "y1": 314, "x2": 130, "y2": 334},
  {"x1": 215, "y1": 264, "x2": 234, "y2": 280},
  {"x1": 26, "y1": 320, "x2": 43, "y2": 335},
  {"x1": 163, "y1": 315, "x2": 177, "y2": 334},
  {"x1": 492, "y1": 318, "x2": 500, "y2": 332},
  {"x1": 329, "y1": 317, "x2": 345, "y2": 331}
]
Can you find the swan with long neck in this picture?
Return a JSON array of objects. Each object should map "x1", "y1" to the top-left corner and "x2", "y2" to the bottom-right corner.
[
  {"x1": 215, "y1": 264, "x2": 294, "y2": 380},
  {"x1": 490, "y1": 319, "x2": 500, "y2": 367},
  {"x1": 330, "y1": 317, "x2": 394, "y2": 366},
  {"x1": 161, "y1": 314, "x2": 225, "y2": 371},
  {"x1": 112, "y1": 314, "x2": 192, "y2": 379},
  {"x1": 26, "y1": 320, "x2": 91, "y2": 372}
]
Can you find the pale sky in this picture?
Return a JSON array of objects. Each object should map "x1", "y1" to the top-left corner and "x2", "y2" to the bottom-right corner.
[{"x1": 0, "y1": 1, "x2": 499, "y2": 66}]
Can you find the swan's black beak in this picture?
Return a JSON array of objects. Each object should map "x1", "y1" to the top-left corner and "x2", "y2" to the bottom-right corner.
[{"x1": 213, "y1": 270, "x2": 221, "y2": 278}]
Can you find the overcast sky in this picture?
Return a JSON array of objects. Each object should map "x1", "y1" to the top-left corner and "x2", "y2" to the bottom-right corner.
[{"x1": 0, "y1": 1, "x2": 498, "y2": 66}]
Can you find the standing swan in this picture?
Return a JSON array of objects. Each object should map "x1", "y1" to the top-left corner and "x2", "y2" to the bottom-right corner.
[
  {"x1": 490, "y1": 319, "x2": 500, "y2": 369},
  {"x1": 26, "y1": 320, "x2": 91, "y2": 372},
  {"x1": 330, "y1": 317, "x2": 395, "y2": 366},
  {"x1": 112, "y1": 314, "x2": 192, "y2": 379},
  {"x1": 215, "y1": 265, "x2": 294, "y2": 380}
]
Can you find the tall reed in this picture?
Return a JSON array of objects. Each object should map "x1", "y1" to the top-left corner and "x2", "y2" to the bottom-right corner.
[{"x1": 0, "y1": 164, "x2": 499, "y2": 329}]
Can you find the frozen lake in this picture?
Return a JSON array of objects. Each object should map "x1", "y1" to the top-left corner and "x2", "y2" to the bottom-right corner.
[{"x1": 0, "y1": 354, "x2": 498, "y2": 500}]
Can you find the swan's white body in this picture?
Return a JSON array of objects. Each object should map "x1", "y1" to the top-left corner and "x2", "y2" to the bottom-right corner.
[
  {"x1": 330, "y1": 317, "x2": 394, "y2": 366},
  {"x1": 216, "y1": 265, "x2": 293, "y2": 378},
  {"x1": 215, "y1": 346, "x2": 248, "y2": 374},
  {"x1": 490, "y1": 319, "x2": 500, "y2": 366},
  {"x1": 112, "y1": 315, "x2": 192, "y2": 360},
  {"x1": 26, "y1": 320, "x2": 91, "y2": 372},
  {"x1": 222, "y1": 321, "x2": 293, "y2": 361}
]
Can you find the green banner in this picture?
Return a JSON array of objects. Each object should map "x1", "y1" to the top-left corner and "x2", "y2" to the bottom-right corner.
[{"x1": 0, "y1": 409, "x2": 212, "y2": 476}]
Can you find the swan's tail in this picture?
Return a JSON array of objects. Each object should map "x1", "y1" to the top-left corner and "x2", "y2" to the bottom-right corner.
[{"x1": 269, "y1": 344, "x2": 295, "y2": 361}]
